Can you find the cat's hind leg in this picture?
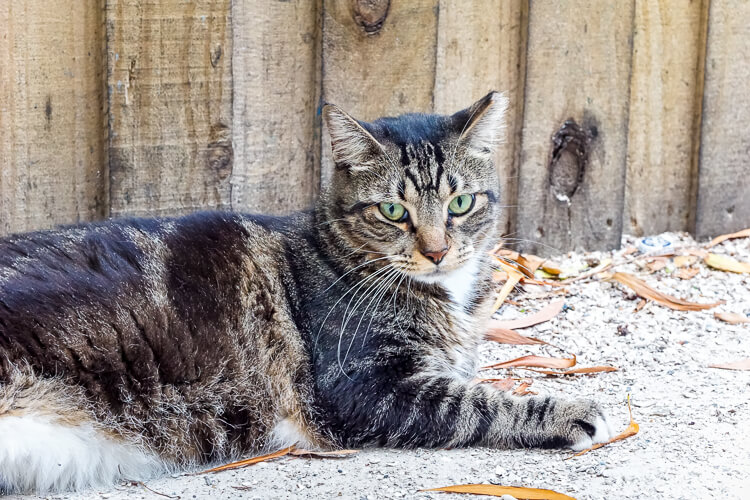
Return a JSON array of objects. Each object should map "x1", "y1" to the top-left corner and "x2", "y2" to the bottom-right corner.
[{"x1": 0, "y1": 369, "x2": 162, "y2": 494}]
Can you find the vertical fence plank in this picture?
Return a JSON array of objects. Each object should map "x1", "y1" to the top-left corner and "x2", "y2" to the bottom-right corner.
[
  {"x1": 106, "y1": 0, "x2": 232, "y2": 218},
  {"x1": 515, "y1": 2, "x2": 635, "y2": 256},
  {"x1": 624, "y1": 0, "x2": 707, "y2": 237},
  {"x1": 320, "y1": 0, "x2": 439, "y2": 181},
  {"x1": 695, "y1": 1, "x2": 750, "y2": 239},
  {"x1": 434, "y1": 0, "x2": 528, "y2": 237},
  {"x1": 231, "y1": 0, "x2": 322, "y2": 215},
  {"x1": 0, "y1": 0, "x2": 107, "y2": 235}
]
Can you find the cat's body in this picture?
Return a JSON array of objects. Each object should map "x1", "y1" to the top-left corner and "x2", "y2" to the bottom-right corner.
[{"x1": 0, "y1": 93, "x2": 611, "y2": 493}]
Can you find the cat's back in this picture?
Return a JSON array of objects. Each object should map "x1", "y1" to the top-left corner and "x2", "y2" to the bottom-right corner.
[{"x1": 0, "y1": 210, "x2": 315, "y2": 389}]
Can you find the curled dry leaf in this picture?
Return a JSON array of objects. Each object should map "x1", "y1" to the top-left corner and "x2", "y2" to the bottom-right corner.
[
  {"x1": 290, "y1": 449, "x2": 359, "y2": 458},
  {"x1": 485, "y1": 326, "x2": 546, "y2": 345},
  {"x1": 706, "y1": 227, "x2": 750, "y2": 248},
  {"x1": 492, "y1": 300, "x2": 565, "y2": 331},
  {"x1": 477, "y1": 377, "x2": 516, "y2": 391},
  {"x1": 201, "y1": 446, "x2": 294, "y2": 474},
  {"x1": 673, "y1": 255, "x2": 698, "y2": 268},
  {"x1": 645, "y1": 259, "x2": 667, "y2": 273},
  {"x1": 611, "y1": 272, "x2": 722, "y2": 311},
  {"x1": 675, "y1": 267, "x2": 700, "y2": 280},
  {"x1": 422, "y1": 484, "x2": 576, "y2": 500},
  {"x1": 569, "y1": 396, "x2": 639, "y2": 458},
  {"x1": 525, "y1": 366, "x2": 618, "y2": 376},
  {"x1": 541, "y1": 262, "x2": 563, "y2": 275},
  {"x1": 517, "y1": 253, "x2": 546, "y2": 277},
  {"x1": 704, "y1": 253, "x2": 750, "y2": 274},
  {"x1": 492, "y1": 259, "x2": 524, "y2": 312},
  {"x1": 708, "y1": 358, "x2": 750, "y2": 371},
  {"x1": 634, "y1": 299, "x2": 647, "y2": 312},
  {"x1": 513, "y1": 381, "x2": 537, "y2": 396},
  {"x1": 714, "y1": 312, "x2": 750, "y2": 324},
  {"x1": 483, "y1": 354, "x2": 576, "y2": 371}
]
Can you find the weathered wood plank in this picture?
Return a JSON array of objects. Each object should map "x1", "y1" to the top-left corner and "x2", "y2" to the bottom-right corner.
[
  {"x1": 624, "y1": 0, "x2": 707, "y2": 237},
  {"x1": 106, "y1": 0, "x2": 232, "y2": 218},
  {"x1": 231, "y1": 0, "x2": 322, "y2": 215},
  {"x1": 434, "y1": 0, "x2": 528, "y2": 237},
  {"x1": 695, "y1": 1, "x2": 750, "y2": 239},
  {"x1": 515, "y1": 2, "x2": 635, "y2": 256},
  {"x1": 0, "y1": 0, "x2": 107, "y2": 235},
  {"x1": 320, "y1": 0, "x2": 439, "y2": 181}
]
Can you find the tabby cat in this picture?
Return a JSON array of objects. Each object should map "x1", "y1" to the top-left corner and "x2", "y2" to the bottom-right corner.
[{"x1": 0, "y1": 92, "x2": 611, "y2": 493}]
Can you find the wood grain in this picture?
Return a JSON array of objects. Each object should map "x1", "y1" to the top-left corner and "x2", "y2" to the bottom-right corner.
[
  {"x1": 624, "y1": 0, "x2": 707, "y2": 237},
  {"x1": 515, "y1": 2, "x2": 635, "y2": 256},
  {"x1": 231, "y1": 0, "x2": 322, "y2": 215},
  {"x1": 320, "y1": 0, "x2": 439, "y2": 182},
  {"x1": 106, "y1": 0, "x2": 233, "y2": 217},
  {"x1": 695, "y1": 1, "x2": 750, "y2": 239},
  {"x1": 0, "y1": 0, "x2": 107, "y2": 235},
  {"x1": 434, "y1": 0, "x2": 528, "y2": 237}
]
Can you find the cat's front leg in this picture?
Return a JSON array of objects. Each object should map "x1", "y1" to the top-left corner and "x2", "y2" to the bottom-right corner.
[{"x1": 329, "y1": 375, "x2": 613, "y2": 451}]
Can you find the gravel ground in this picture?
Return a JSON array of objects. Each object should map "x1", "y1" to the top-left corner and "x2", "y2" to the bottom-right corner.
[{"x1": 16, "y1": 232, "x2": 750, "y2": 500}]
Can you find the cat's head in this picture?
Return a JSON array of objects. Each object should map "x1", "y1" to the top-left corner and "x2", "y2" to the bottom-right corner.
[{"x1": 320, "y1": 91, "x2": 508, "y2": 283}]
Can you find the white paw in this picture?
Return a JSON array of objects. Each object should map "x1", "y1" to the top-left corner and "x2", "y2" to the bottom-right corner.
[{"x1": 570, "y1": 414, "x2": 613, "y2": 451}]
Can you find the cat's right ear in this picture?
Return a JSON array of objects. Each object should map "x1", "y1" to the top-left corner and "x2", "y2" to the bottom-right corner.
[{"x1": 323, "y1": 104, "x2": 385, "y2": 171}]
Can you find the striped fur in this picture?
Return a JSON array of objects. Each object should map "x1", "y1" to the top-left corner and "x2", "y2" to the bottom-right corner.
[{"x1": 0, "y1": 92, "x2": 609, "y2": 494}]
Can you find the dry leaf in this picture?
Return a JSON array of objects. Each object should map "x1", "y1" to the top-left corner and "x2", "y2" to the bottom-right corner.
[
  {"x1": 704, "y1": 253, "x2": 750, "y2": 274},
  {"x1": 525, "y1": 366, "x2": 618, "y2": 376},
  {"x1": 541, "y1": 262, "x2": 563, "y2": 275},
  {"x1": 675, "y1": 267, "x2": 700, "y2": 280},
  {"x1": 290, "y1": 449, "x2": 358, "y2": 458},
  {"x1": 477, "y1": 377, "x2": 517, "y2": 391},
  {"x1": 622, "y1": 246, "x2": 638, "y2": 256},
  {"x1": 513, "y1": 381, "x2": 537, "y2": 396},
  {"x1": 714, "y1": 312, "x2": 750, "y2": 324},
  {"x1": 492, "y1": 259, "x2": 524, "y2": 312},
  {"x1": 645, "y1": 259, "x2": 667, "y2": 273},
  {"x1": 673, "y1": 255, "x2": 697, "y2": 268},
  {"x1": 517, "y1": 254, "x2": 546, "y2": 277},
  {"x1": 422, "y1": 484, "x2": 576, "y2": 500},
  {"x1": 485, "y1": 326, "x2": 546, "y2": 345},
  {"x1": 201, "y1": 446, "x2": 294, "y2": 474},
  {"x1": 611, "y1": 272, "x2": 722, "y2": 311},
  {"x1": 492, "y1": 300, "x2": 565, "y2": 331},
  {"x1": 492, "y1": 270, "x2": 508, "y2": 282},
  {"x1": 569, "y1": 396, "x2": 639, "y2": 458},
  {"x1": 706, "y1": 228, "x2": 750, "y2": 248},
  {"x1": 483, "y1": 355, "x2": 576, "y2": 371},
  {"x1": 709, "y1": 358, "x2": 750, "y2": 371}
]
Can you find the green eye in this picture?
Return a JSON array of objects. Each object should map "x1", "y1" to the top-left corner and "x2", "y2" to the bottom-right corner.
[
  {"x1": 448, "y1": 194, "x2": 475, "y2": 215},
  {"x1": 379, "y1": 202, "x2": 407, "y2": 221}
]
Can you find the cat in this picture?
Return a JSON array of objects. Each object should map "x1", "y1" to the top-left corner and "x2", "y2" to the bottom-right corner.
[{"x1": 0, "y1": 91, "x2": 611, "y2": 494}]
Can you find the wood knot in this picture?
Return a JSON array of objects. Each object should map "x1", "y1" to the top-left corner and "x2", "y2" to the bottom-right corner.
[
  {"x1": 548, "y1": 119, "x2": 594, "y2": 204},
  {"x1": 351, "y1": 0, "x2": 390, "y2": 34},
  {"x1": 208, "y1": 124, "x2": 233, "y2": 180}
]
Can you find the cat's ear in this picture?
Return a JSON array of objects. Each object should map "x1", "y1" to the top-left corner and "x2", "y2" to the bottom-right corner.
[
  {"x1": 453, "y1": 91, "x2": 509, "y2": 160},
  {"x1": 323, "y1": 104, "x2": 385, "y2": 171}
]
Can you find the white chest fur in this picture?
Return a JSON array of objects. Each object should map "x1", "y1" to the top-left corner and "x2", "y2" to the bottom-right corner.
[{"x1": 439, "y1": 258, "x2": 480, "y2": 310}]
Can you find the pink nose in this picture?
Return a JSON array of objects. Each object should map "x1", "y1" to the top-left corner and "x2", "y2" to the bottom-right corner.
[{"x1": 422, "y1": 247, "x2": 449, "y2": 265}]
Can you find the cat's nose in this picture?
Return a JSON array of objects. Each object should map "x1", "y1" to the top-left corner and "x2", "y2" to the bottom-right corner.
[{"x1": 422, "y1": 247, "x2": 449, "y2": 265}]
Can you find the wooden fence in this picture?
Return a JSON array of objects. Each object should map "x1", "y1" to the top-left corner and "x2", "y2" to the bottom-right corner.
[{"x1": 1, "y1": 1, "x2": 748, "y2": 255}]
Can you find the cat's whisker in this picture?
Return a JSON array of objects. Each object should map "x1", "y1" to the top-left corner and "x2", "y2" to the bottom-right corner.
[
  {"x1": 315, "y1": 260, "x2": 396, "y2": 350},
  {"x1": 337, "y1": 265, "x2": 403, "y2": 373},
  {"x1": 343, "y1": 265, "x2": 404, "y2": 365},
  {"x1": 499, "y1": 237, "x2": 563, "y2": 254},
  {"x1": 322, "y1": 255, "x2": 394, "y2": 293}
]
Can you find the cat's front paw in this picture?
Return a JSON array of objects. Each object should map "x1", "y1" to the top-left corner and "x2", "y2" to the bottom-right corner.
[{"x1": 561, "y1": 400, "x2": 613, "y2": 451}]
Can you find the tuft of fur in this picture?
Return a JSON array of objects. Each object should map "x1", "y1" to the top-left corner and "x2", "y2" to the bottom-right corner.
[{"x1": 0, "y1": 91, "x2": 610, "y2": 494}]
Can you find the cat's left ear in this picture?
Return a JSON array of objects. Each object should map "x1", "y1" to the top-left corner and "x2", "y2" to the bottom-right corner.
[
  {"x1": 453, "y1": 91, "x2": 509, "y2": 160},
  {"x1": 323, "y1": 104, "x2": 385, "y2": 171}
]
